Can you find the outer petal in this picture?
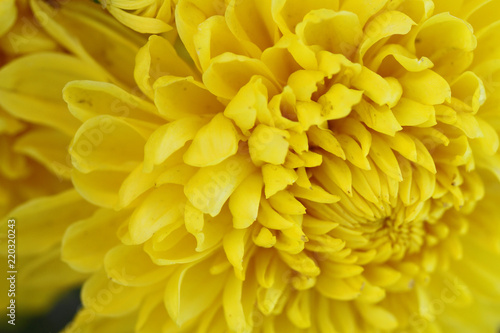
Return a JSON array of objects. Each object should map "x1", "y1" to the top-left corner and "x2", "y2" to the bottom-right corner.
[
  {"x1": 31, "y1": 0, "x2": 145, "y2": 87},
  {"x1": 0, "y1": 53, "x2": 108, "y2": 136}
]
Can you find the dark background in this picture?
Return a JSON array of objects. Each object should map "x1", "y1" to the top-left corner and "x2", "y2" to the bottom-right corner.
[{"x1": 3, "y1": 288, "x2": 81, "y2": 333}]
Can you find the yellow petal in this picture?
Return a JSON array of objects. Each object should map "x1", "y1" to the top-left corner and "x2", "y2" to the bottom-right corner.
[
  {"x1": 472, "y1": 117, "x2": 500, "y2": 156},
  {"x1": 6, "y1": 190, "x2": 95, "y2": 256},
  {"x1": 320, "y1": 262, "x2": 364, "y2": 279},
  {"x1": 223, "y1": 273, "x2": 258, "y2": 332},
  {"x1": 258, "y1": 199, "x2": 294, "y2": 230},
  {"x1": 194, "y1": 15, "x2": 259, "y2": 72},
  {"x1": 155, "y1": 75, "x2": 223, "y2": 121},
  {"x1": 63, "y1": 80, "x2": 161, "y2": 123},
  {"x1": 286, "y1": 69, "x2": 324, "y2": 101},
  {"x1": 369, "y1": 44, "x2": 433, "y2": 74},
  {"x1": 269, "y1": 190, "x2": 306, "y2": 215},
  {"x1": 229, "y1": 172, "x2": 263, "y2": 229},
  {"x1": 262, "y1": 37, "x2": 303, "y2": 85},
  {"x1": 337, "y1": 117, "x2": 372, "y2": 156},
  {"x1": 165, "y1": 259, "x2": 227, "y2": 326},
  {"x1": 399, "y1": 69, "x2": 451, "y2": 105},
  {"x1": 382, "y1": 131, "x2": 418, "y2": 162},
  {"x1": 0, "y1": 17, "x2": 60, "y2": 56},
  {"x1": 185, "y1": 201, "x2": 228, "y2": 252},
  {"x1": 14, "y1": 128, "x2": 72, "y2": 180},
  {"x1": 135, "y1": 35, "x2": 197, "y2": 99},
  {"x1": 363, "y1": 264, "x2": 402, "y2": 287},
  {"x1": 253, "y1": 226, "x2": 277, "y2": 248},
  {"x1": 307, "y1": 126, "x2": 345, "y2": 159},
  {"x1": 415, "y1": 13, "x2": 476, "y2": 75},
  {"x1": 70, "y1": 115, "x2": 148, "y2": 173},
  {"x1": 119, "y1": 159, "x2": 186, "y2": 208},
  {"x1": 357, "y1": 303, "x2": 398, "y2": 330},
  {"x1": 262, "y1": 164, "x2": 298, "y2": 198},
  {"x1": 358, "y1": 10, "x2": 415, "y2": 61},
  {"x1": 202, "y1": 53, "x2": 279, "y2": 100},
  {"x1": 81, "y1": 269, "x2": 147, "y2": 316},
  {"x1": 279, "y1": 251, "x2": 320, "y2": 277},
  {"x1": 466, "y1": 0, "x2": 500, "y2": 31},
  {"x1": 104, "y1": 244, "x2": 174, "y2": 287},
  {"x1": 0, "y1": 53, "x2": 107, "y2": 136},
  {"x1": 392, "y1": 97, "x2": 436, "y2": 127},
  {"x1": 0, "y1": 0, "x2": 16, "y2": 37},
  {"x1": 370, "y1": 135, "x2": 403, "y2": 181},
  {"x1": 175, "y1": 0, "x2": 219, "y2": 70},
  {"x1": 62, "y1": 208, "x2": 126, "y2": 273},
  {"x1": 341, "y1": 0, "x2": 388, "y2": 26},
  {"x1": 249, "y1": 124, "x2": 290, "y2": 166},
  {"x1": 128, "y1": 184, "x2": 184, "y2": 244},
  {"x1": 144, "y1": 117, "x2": 207, "y2": 172},
  {"x1": 223, "y1": 228, "x2": 249, "y2": 279},
  {"x1": 316, "y1": 276, "x2": 363, "y2": 300},
  {"x1": 225, "y1": 0, "x2": 277, "y2": 51},
  {"x1": 271, "y1": 0, "x2": 339, "y2": 35},
  {"x1": 296, "y1": 9, "x2": 362, "y2": 58},
  {"x1": 354, "y1": 99, "x2": 402, "y2": 136},
  {"x1": 183, "y1": 114, "x2": 240, "y2": 167},
  {"x1": 450, "y1": 71, "x2": 486, "y2": 114},
  {"x1": 31, "y1": 0, "x2": 145, "y2": 87},
  {"x1": 71, "y1": 169, "x2": 128, "y2": 209},
  {"x1": 352, "y1": 68, "x2": 403, "y2": 107},
  {"x1": 296, "y1": 100, "x2": 325, "y2": 130},
  {"x1": 320, "y1": 155, "x2": 353, "y2": 195},
  {"x1": 107, "y1": 6, "x2": 171, "y2": 34},
  {"x1": 337, "y1": 134, "x2": 371, "y2": 170},
  {"x1": 317, "y1": 84, "x2": 363, "y2": 120},
  {"x1": 145, "y1": 222, "x2": 216, "y2": 266},
  {"x1": 286, "y1": 291, "x2": 311, "y2": 329},
  {"x1": 185, "y1": 154, "x2": 255, "y2": 216},
  {"x1": 290, "y1": 183, "x2": 340, "y2": 204}
]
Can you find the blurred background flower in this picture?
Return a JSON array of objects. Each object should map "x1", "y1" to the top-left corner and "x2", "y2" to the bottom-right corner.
[{"x1": 0, "y1": 0, "x2": 145, "y2": 330}]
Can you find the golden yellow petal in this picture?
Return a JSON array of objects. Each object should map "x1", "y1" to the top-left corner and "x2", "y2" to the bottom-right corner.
[
  {"x1": 104, "y1": 244, "x2": 175, "y2": 287},
  {"x1": 144, "y1": 117, "x2": 207, "y2": 172},
  {"x1": 165, "y1": 259, "x2": 227, "y2": 326},
  {"x1": 62, "y1": 208, "x2": 125, "y2": 273},
  {"x1": 154, "y1": 75, "x2": 222, "y2": 121},
  {"x1": 4, "y1": 190, "x2": 94, "y2": 256},
  {"x1": 128, "y1": 185, "x2": 184, "y2": 244},
  {"x1": 0, "y1": 0, "x2": 16, "y2": 37},
  {"x1": 135, "y1": 35, "x2": 197, "y2": 99},
  {"x1": 184, "y1": 154, "x2": 255, "y2": 216},
  {"x1": 249, "y1": 124, "x2": 290, "y2": 166},
  {"x1": 184, "y1": 114, "x2": 240, "y2": 167},
  {"x1": 0, "y1": 53, "x2": 107, "y2": 136},
  {"x1": 107, "y1": 6, "x2": 171, "y2": 34},
  {"x1": 229, "y1": 172, "x2": 263, "y2": 229},
  {"x1": 31, "y1": 0, "x2": 145, "y2": 87},
  {"x1": 81, "y1": 269, "x2": 148, "y2": 316},
  {"x1": 63, "y1": 80, "x2": 160, "y2": 123}
]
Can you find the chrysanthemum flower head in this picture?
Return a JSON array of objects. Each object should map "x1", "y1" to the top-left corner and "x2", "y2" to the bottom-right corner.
[{"x1": 47, "y1": 0, "x2": 500, "y2": 332}]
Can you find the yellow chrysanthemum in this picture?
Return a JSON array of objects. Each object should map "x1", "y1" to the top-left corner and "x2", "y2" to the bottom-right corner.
[
  {"x1": 59, "y1": 0, "x2": 500, "y2": 332},
  {"x1": 0, "y1": 0, "x2": 147, "y2": 324},
  {"x1": 5, "y1": 0, "x2": 499, "y2": 332}
]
